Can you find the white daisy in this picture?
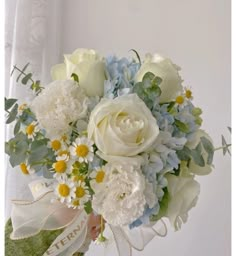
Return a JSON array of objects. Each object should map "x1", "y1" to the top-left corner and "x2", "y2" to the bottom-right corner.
[
  {"x1": 55, "y1": 178, "x2": 75, "y2": 204},
  {"x1": 90, "y1": 166, "x2": 106, "y2": 193},
  {"x1": 47, "y1": 137, "x2": 65, "y2": 152},
  {"x1": 52, "y1": 154, "x2": 72, "y2": 179},
  {"x1": 25, "y1": 121, "x2": 39, "y2": 139},
  {"x1": 18, "y1": 103, "x2": 27, "y2": 115},
  {"x1": 70, "y1": 137, "x2": 94, "y2": 163},
  {"x1": 68, "y1": 198, "x2": 82, "y2": 209},
  {"x1": 74, "y1": 181, "x2": 91, "y2": 205},
  {"x1": 19, "y1": 162, "x2": 35, "y2": 175}
]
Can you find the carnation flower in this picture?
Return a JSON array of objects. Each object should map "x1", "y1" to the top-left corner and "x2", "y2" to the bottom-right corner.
[
  {"x1": 31, "y1": 80, "x2": 88, "y2": 138},
  {"x1": 92, "y1": 162, "x2": 147, "y2": 226}
]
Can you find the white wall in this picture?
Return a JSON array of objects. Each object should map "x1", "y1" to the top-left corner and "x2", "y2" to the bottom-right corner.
[{"x1": 59, "y1": 1, "x2": 231, "y2": 255}]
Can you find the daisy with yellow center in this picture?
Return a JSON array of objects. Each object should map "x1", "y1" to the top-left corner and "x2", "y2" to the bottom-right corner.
[
  {"x1": 74, "y1": 181, "x2": 90, "y2": 206},
  {"x1": 175, "y1": 95, "x2": 185, "y2": 105},
  {"x1": 70, "y1": 137, "x2": 94, "y2": 163},
  {"x1": 55, "y1": 178, "x2": 75, "y2": 204},
  {"x1": 19, "y1": 163, "x2": 34, "y2": 175},
  {"x1": 25, "y1": 121, "x2": 39, "y2": 139},
  {"x1": 18, "y1": 103, "x2": 27, "y2": 115},
  {"x1": 185, "y1": 87, "x2": 193, "y2": 100},
  {"x1": 90, "y1": 166, "x2": 106, "y2": 192},
  {"x1": 68, "y1": 198, "x2": 81, "y2": 209},
  {"x1": 52, "y1": 154, "x2": 72, "y2": 179}
]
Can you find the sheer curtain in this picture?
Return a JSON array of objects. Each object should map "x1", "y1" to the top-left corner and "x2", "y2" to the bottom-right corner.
[{"x1": 5, "y1": 0, "x2": 64, "y2": 219}]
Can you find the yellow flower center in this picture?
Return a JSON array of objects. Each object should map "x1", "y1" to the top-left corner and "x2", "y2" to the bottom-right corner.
[
  {"x1": 58, "y1": 184, "x2": 70, "y2": 197},
  {"x1": 175, "y1": 95, "x2": 184, "y2": 104},
  {"x1": 75, "y1": 186, "x2": 85, "y2": 198},
  {"x1": 61, "y1": 134, "x2": 68, "y2": 142},
  {"x1": 58, "y1": 150, "x2": 70, "y2": 157},
  {"x1": 20, "y1": 163, "x2": 29, "y2": 175},
  {"x1": 26, "y1": 124, "x2": 35, "y2": 135},
  {"x1": 72, "y1": 199, "x2": 80, "y2": 207},
  {"x1": 51, "y1": 140, "x2": 61, "y2": 151},
  {"x1": 19, "y1": 103, "x2": 27, "y2": 111},
  {"x1": 95, "y1": 170, "x2": 105, "y2": 183},
  {"x1": 185, "y1": 90, "x2": 192, "y2": 99},
  {"x1": 54, "y1": 160, "x2": 67, "y2": 173},
  {"x1": 76, "y1": 144, "x2": 89, "y2": 157}
]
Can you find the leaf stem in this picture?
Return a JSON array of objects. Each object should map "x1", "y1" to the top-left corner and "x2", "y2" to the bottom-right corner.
[
  {"x1": 214, "y1": 144, "x2": 231, "y2": 151},
  {"x1": 13, "y1": 65, "x2": 34, "y2": 83}
]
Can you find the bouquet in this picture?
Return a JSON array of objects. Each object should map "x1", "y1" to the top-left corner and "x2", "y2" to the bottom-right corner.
[{"x1": 5, "y1": 48, "x2": 216, "y2": 256}]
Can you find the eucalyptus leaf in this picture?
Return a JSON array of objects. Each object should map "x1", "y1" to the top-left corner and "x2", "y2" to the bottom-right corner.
[
  {"x1": 16, "y1": 63, "x2": 30, "y2": 82},
  {"x1": 6, "y1": 103, "x2": 18, "y2": 124},
  {"x1": 191, "y1": 143, "x2": 205, "y2": 167},
  {"x1": 129, "y1": 49, "x2": 141, "y2": 65},
  {"x1": 5, "y1": 98, "x2": 17, "y2": 111},
  {"x1": 200, "y1": 136, "x2": 214, "y2": 164},
  {"x1": 21, "y1": 73, "x2": 32, "y2": 85},
  {"x1": 176, "y1": 146, "x2": 192, "y2": 161},
  {"x1": 14, "y1": 119, "x2": 21, "y2": 135}
]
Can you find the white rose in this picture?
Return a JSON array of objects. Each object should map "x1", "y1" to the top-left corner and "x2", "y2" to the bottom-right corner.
[
  {"x1": 135, "y1": 53, "x2": 183, "y2": 103},
  {"x1": 31, "y1": 80, "x2": 88, "y2": 138},
  {"x1": 88, "y1": 94, "x2": 159, "y2": 158},
  {"x1": 91, "y1": 162, "x2": 147, "y2": 226},
  {"x1": 51, "y1": 48, "x2": 106, "y2": 97},
  {"x1": 166, "y1": 173, "x2": 200, "y2": 231},
  {"x1": 186, "y1": 129, "x2": 214, "y2": 175}
]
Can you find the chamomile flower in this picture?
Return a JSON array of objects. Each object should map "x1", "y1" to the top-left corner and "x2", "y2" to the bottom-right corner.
[
  {"x1": 70, "y1": 137, "x2": 94, "y2": 163},
  {"x1": 18, "y1": 103, "x2": 27, "y2": 115},
  {"x1": 25, "y1": 121, "x2": 39, "y2": 139},
  {"x1": 68, "y1": 198, "x2": 82, "y2": 209},
  {"x1": 184, "y1": 87, "x2": 193, "y2": 100},
  {"x1": 55, "y1": 178, "x2": 75, "y2": 204},
  {"x1": 19, "y1": 163, "x2": 35, "y2": 175},
  {"x1": 90, "y1": 166, "x2": 106, "y2": 192},
  {"x1": 48, "y1": 138, "x2": 63, "y2": 152},
  {"x1": 74, "y1": 181, "x2": 91, "y2": 205},
  {"x1": 52, "y1": 154, "x2": 72, "y2": 179}
]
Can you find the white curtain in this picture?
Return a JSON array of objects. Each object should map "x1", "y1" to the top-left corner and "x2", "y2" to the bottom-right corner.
[{"x1": 5, "y1": 0, "x2": 64, "y2": 219}]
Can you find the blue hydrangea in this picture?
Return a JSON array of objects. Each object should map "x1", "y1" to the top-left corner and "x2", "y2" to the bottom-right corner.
[{"x1": 104, "y1": 56, "x2": 140, "y2": 98}]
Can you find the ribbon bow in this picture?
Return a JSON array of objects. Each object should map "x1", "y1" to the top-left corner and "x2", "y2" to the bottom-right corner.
[{"x1": 10, "y1": 178, "x2": 167, "y2": 256}]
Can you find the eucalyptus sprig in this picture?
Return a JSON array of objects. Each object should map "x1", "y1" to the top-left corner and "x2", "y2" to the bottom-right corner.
[
  {"x1": 11, "y1": 63, "x2": 44, "y2": 95},
  {"x1": 214, "y1": 127, "x2": 231, "y2": 156}
]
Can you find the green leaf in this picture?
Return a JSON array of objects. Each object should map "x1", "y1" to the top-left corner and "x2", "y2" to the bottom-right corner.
[
  {"x1": 16, "y1": 63, "x2": 30, "y2": 82},
  {"x1": 84, "y1": 201, "x2": 92, "y2": 214},
  {"x1": 176, "y1": 146, "x2": 192, "y2": 161},
  {"x1": 71, "y1": 73, "x2": 79, "y2": 83},
  {"x1": 200, "y1": 136, "x2": 214, "y2": 164},
  {"x1": 28, "y1": 142, "x2": 48, "y2": 165},
  {"x1": 14, "y1": 119, "x2": 21, "y2": 135},
  {"x1": 174, "y1": 119, "x2": 189, "y2": 133},
  {"x1": 191, "y1": 143, "x2": 205, "y2": 167},
  {"x1": 6, "y1": 104, "x2": 18, "y2": 124},
  {"x1": 5, "y1": 219, "x2": 63, "y2": 256},
  {"x1": 42, "y1": 166, "x2": 54, "y2": 179},
  {"x1": 150, "y1": 188, "x2": 169, "y2": 222},
  {"x1": 5, "y1": 98, "x2": 17, "y2": 111},
  {"x1": 21, "y1": 73, "x2": 32, "y2": 85}
]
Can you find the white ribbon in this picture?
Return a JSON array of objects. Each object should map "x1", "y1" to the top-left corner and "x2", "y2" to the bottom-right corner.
[
  {"x1": 10, "y1": 178, "x2": 168, "y2": 256},
  {"x1": 10, "y1": 179, "x2": 89, "y2": 256}
]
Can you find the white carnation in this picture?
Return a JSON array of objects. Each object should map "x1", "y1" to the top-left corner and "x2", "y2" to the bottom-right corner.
[
  {"x1": 31, "y1": 80, "x2": 88, "y2": 138},
  {"x1": 92, "y1": 162, "x2": 147, "y2": 226}
]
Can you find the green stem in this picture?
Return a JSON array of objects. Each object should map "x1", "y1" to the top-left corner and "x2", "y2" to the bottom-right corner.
[
  {"x1": 214, "y1": 144, "x2": 231, "y2": 151},
  {"x1": 13, "y1": 65, "x2": 35, "y2": 83}
]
